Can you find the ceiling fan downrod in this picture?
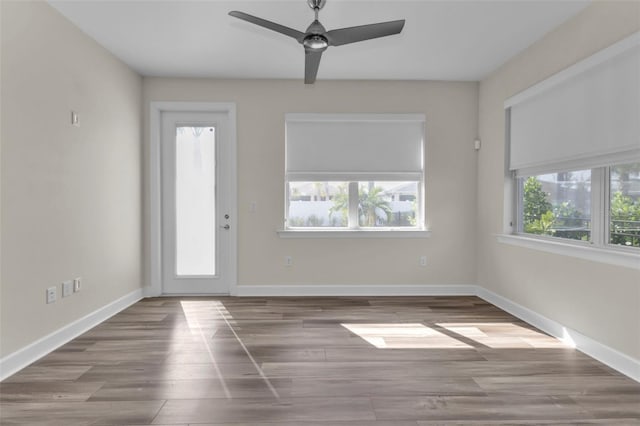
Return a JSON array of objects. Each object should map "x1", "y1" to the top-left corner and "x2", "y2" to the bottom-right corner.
[{"x1": 303, "y1": 0, "x2": 328, "y2": 52}]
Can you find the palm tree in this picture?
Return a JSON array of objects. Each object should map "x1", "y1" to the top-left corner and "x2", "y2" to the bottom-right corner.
[
  {"x1": 359, "y1": 184, "x2": 392, "y2": 226},
  {"x1": 329, "y1": 184, "x2": 349, "y2": 225}
]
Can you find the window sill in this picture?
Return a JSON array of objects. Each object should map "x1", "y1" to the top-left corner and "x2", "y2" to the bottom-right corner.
[
  {"x1": 497, "y1": 234, "x2": 640, "y2": 270},
  {"x1": 278, "y1": 229, "x2": 432, "y2": 239}
]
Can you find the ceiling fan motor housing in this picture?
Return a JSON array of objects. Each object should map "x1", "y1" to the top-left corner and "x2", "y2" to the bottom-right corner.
[
  {"x1": 303, "y1": 20, "x2": 329, "y2": 51},
  {"x1": 303, "y1": 34, "x2": 328, "y2": 51}
]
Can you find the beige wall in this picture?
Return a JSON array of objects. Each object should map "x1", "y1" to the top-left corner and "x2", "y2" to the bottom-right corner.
[
  {"x1": 0, "y1": 1, "x2": 143, "y2": 357},
  {"x1": 143, "y1": 79, "x2": 479, "y2": 288},
  {"x1": 478, "y1": 1, "x2": 640, "y2": 360}
]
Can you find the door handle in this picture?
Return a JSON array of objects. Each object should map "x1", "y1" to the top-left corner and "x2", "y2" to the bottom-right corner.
[{"x1": 221, "y1": 224, "x2": 230, "y2": 230}]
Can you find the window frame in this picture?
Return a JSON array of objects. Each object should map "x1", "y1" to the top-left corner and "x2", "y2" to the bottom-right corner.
[
  {"x1": 282, "y1": 179, "x2": 427, "y2": 235},
  {"x1": 514, "y1": 165, "x2": 640, "y2": 253},
  {"x1": 281, "y1": 113, "x2": 429, "y2": 238},
  {"x1": 514, "y1": 168, "x2": 594, "y2": 246},
  {"x1": 504, "y1": 164, "x2": 640, "y2": 269}
]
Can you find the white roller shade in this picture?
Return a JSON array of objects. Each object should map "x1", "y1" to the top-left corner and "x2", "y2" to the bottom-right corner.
[
  {"x1": 506, "y1": 33, "x2": 640, "y2": 175},
  {"x1": 286, "y1": 113, "x2": 425, "y2": 181}
]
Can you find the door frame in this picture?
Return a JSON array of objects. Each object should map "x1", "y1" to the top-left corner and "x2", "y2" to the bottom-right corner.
[{"x1": 148, "y1": 102, "x2": 237, "y2": 296}]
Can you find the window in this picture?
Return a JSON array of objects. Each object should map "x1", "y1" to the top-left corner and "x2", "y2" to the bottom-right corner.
[
  {"x1": 518, "y1": 170, "x2": 591, "y2": 242},
  {"x1": 506, "y1": 33, "x2": 640, "y2": 254},
  {"x1": 288, "y1": 181, "x2": 348, "y2": 227},
  {"x1": 359, "y1": 181, "x2": 418, "y2": 227},
  {"x1": 284, "y1": 113, "x2": 425, "y2": 232},
  {"x1": 610, "y1": 164, "x2": 640, "y2": 247},
  {"x1": 286, "y1": 180, "x2": 419, "y2": 229},
  {"x1": 516, "y1": 164, "x2": 640, "y2": 249}
]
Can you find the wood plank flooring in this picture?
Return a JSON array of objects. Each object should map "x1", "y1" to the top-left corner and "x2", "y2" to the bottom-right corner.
[{"x1": 1, "y1": 296, "x2": 639, "y2": 425}]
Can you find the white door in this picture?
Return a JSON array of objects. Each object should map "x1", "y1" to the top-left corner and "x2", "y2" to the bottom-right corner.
[{"x1": 161, "y1": 111, "x2": 233, "y2": 294}]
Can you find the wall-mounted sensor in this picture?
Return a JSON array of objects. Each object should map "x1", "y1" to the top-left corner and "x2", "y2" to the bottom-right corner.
[
  {"x1": 71, "y1": 111, "x2": 80, "y2": 127},
  {"x1": 474, "y1": 139, "x2": 481, "y2": 150}
]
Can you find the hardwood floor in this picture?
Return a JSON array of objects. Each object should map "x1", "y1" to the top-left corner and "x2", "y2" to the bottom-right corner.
[{"x1": 1, "y1": 296, "x2": 639, "y2": 425}]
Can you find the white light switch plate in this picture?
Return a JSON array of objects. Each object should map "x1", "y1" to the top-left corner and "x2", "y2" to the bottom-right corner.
[
  {"x1": 46, "y1": 286, "x2": 57, "y2": 304},
  {"x1": 62, "y1": 280, "x2": 73, "y2": 297}
]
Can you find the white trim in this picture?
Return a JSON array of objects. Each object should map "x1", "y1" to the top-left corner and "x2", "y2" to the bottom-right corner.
[
  {"x1": 591, "y1": 167, "x2": 606, "y2": 247},
  {"x1": 235, "y1": 284, "x2": 475, "y2": 297},
  {"x1": 149, "y1": 102, "x2": 238, "y2": 297},
  {"x1": 504, "y1": 31, "x2": 640, "y2": 108},
  {"x1": 347, "y1": 182, "x2": 360, "y2": 229},
  {"x1": 286, "y1": 172, "x2": 423, "y2": 182},
  {"x1": 285, "y1": 113, "x2": 426, "y2": 123},
  {"x1": 513, "y1": 150, "x2": 640, "y2": 177},
  {"x1": 148, "y1": 103, "x2": 162, "y2": 297},
  {"x1": 277, "y1": 229, "x2": 432, "y2": 239},
  {"x1": 0, "y1": 289, "x2": 143, "y2": 382},
  {"x1": 503, "y1": 109, "x2": 516, "y2": 235},
  {"x1": 497, "y1": 234, "x2": 640, "y2": 270},
  {"x1": 152, "y1": 293, "x2": 230, "y2": 297},
  {"x1": 477, "y1": 287, "x2": 640, "y2": 383}
]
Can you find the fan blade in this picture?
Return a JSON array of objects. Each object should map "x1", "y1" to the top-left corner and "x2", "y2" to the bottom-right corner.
[
  {"x1": 229, "y1": 11, "x2": 305, "y2": 41},
  {"x1": 325, "y1": 19, "x2": 405, "y2": 46},
  {"x1": 304, "y1": 48, "x2": 323, "y2": 84}
]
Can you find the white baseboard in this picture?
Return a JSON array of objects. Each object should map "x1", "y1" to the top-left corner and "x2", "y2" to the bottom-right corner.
[
  {"x1": 235, "y1": 284, "x2": 477, "y2": 297},
  {"x1": 476, "y1": 287, "x2": 640, "y2": 383},
  {"x1": 0, "y1": 288, "x2": 143, "y2": 381}
]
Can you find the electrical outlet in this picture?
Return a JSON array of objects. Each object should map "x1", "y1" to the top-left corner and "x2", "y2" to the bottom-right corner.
[
  {"x1": 62, "y1": 280, "x2": 73, "y2": 297},
  {"x1": 419, "y1": 255, "x2": 427, "y2": 267},
  {"x1": 285, "y1": 255, "x2": 293, "y2": 267},
  {"x1": 46, "y1": 286, "x2": 57, "y2": 304},
  {"x1": 73, "y1": 277, "x2": 82, "y2": 292}
]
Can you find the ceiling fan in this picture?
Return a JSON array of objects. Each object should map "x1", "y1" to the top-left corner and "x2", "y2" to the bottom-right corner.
[{"x1": 229, "y1": 0, "x2": 405, "y2": 84}]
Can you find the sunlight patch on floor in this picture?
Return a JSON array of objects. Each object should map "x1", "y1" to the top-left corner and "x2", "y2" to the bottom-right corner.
[
  {"x1": 341, "y1": 323, "x2": 472, "y2": 349},
  {"x1": 179, "y1": 300, "x2": 280, "y2": 399},
  {"x1": 180, "y1": 300, "x2": 236, "y2": 331},
  {"x1": 437, "y1": 322, "x2": 569, "y2": 349}
]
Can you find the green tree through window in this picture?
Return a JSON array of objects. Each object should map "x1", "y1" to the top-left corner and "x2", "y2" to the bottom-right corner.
[
  {"x1": 523, "y1": 176, "x2": 554, "y2": 235},
  {"x1": 522, "y1": 171, "x2": 640, "y2": 247},
  {"x1": 610, "y1": 191, "x2": 640, "y2": 247},
  {"x1": 359, "y1": 183, "x2": 392, "y2": 227}
]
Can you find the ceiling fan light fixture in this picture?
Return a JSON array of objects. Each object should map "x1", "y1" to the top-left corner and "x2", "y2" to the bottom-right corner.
[{"x1": 303, "y1": 34, "x2": 328, "y2": 51}]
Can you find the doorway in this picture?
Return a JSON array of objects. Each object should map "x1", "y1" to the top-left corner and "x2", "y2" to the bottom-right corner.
[{"x1": 150, "y1": 103, "x2": 237, "y2": 295}]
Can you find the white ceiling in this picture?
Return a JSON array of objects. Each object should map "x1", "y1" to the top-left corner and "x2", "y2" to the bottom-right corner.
[{"x1": 48, "y1": 0, "x2": 591, "y2": 82}]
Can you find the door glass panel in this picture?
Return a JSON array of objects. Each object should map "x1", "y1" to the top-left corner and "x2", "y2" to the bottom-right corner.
[{"x1": 175, "y1": 126, "x2": 215, "y2": 275}]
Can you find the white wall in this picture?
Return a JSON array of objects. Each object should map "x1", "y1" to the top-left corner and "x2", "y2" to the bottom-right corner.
[
  {"x1": 0, "y1": 1, "x2": 143, "y2": 357},
  {"x1": 478, "y1": 1, "x2": 640, "y2": 360},
  {"x1": 143, "y1": 79, "x2": 479, "y2": 289}
]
